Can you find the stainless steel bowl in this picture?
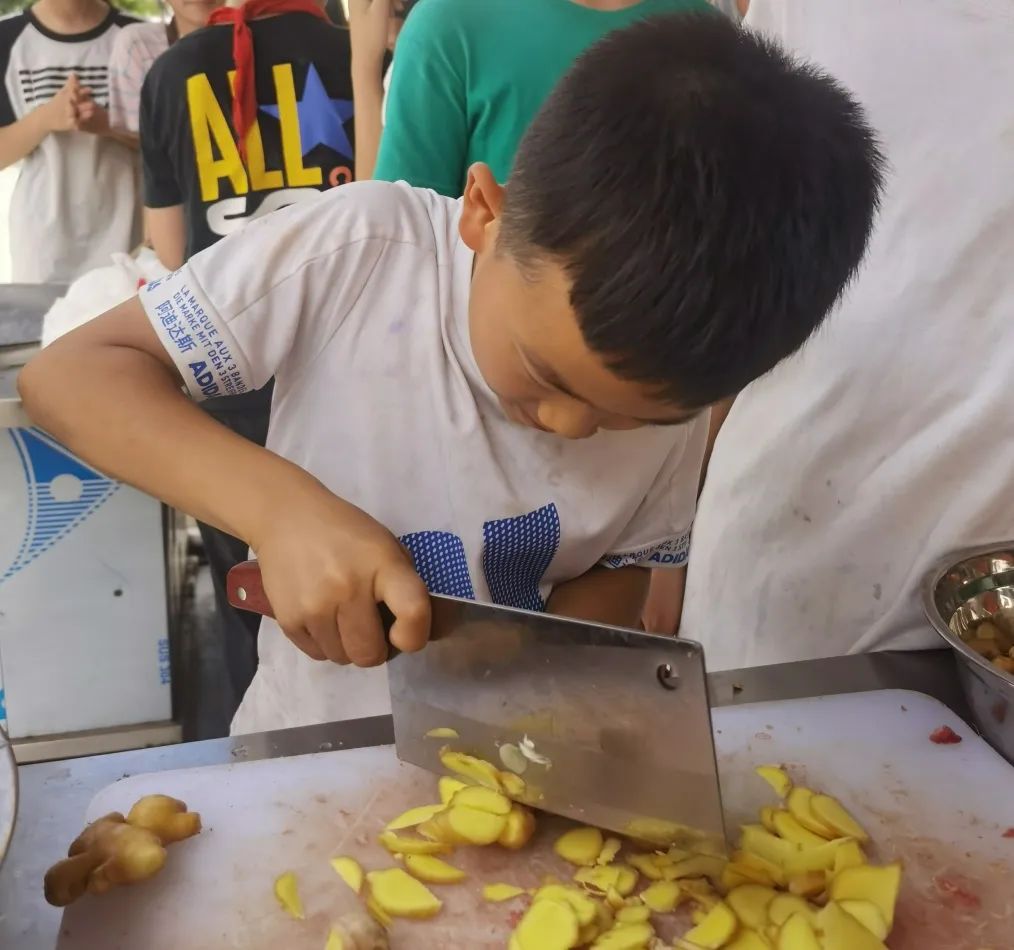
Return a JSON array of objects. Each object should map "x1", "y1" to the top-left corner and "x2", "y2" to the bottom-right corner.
[
  {"x1": 923, "y1": 543, "x2": 1014, "y2": 763},
  {"x1": 0, "y1": 724, "x2": 17, "y2": 868}
]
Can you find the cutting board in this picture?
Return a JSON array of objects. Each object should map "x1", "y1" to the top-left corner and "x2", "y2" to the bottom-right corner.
[{"x1": 56, "y1": 691, "x2": 1014, "y2": 950}]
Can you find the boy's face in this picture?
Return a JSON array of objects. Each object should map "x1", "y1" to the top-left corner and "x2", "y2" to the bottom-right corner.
[{"x1": 460, "y1": 165, "x2": 698, "y2": 440}]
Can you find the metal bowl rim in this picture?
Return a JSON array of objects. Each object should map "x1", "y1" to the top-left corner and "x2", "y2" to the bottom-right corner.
[
  {"x1": 0, "y1": 723, "x2": 17, "y2": 871},
  {"x1": 921, "y1": 541, "x2": 1014, "y2": 690}
]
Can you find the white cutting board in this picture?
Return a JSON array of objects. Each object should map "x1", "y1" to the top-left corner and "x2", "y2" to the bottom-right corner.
[{"x1": 57, "y1": 691, "x2": 1014, "y2": 950}]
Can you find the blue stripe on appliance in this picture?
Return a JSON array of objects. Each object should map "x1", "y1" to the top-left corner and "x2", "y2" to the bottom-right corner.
[{"x1": 1, "y1": 428, "x2": 118, "y2": 583}]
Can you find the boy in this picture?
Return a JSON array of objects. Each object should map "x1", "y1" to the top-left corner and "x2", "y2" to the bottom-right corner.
[
  {"x1": 19, "y1": 14, "x2": 883, "y2": 735},
  {"x1": 0, "y1": 0, "x2": 139, "y2": 283},
  {"x1": 674, "y1": 0, "x2": 1014, "y2": 670},
  {"x1": 369, "y1": 0, "x2": 713, "y2": 195}
]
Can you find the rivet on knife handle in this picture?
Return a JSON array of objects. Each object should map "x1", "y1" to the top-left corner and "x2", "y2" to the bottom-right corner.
[{"x1": 227, "y1": 560, "x2": 274, "y2": 617}]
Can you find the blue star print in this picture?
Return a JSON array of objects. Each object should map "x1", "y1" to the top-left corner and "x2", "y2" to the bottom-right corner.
[{"x1": 260, "y1": 64, "x2": 354, "y2": 159}]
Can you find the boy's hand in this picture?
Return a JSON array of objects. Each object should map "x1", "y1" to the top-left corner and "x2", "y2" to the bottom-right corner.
[
  {"x1": 252, "y1": 487, "x2": 431, "y2": 666},
  {"x1": 39, "y1": 75, "x2": 80, "y2": 133}
]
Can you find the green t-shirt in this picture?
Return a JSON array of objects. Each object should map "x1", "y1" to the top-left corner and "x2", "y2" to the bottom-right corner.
[{"x1": 374, "y1": 0, "x2": 713, "y2": 197}]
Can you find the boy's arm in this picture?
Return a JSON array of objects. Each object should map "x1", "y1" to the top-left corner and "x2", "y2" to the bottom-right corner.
[
  {"x1": 642, "y1": 396, "x2": 736, "y2": 635},
  {"x1": 548, "y1": 566, "x2": 651, "y2": 629},
  {"x1": 19, "y1": 241, "x2": 431, "y2": 667},
  {"x1": 371, "y1": 0, "x2": 468, "y2": 196}
]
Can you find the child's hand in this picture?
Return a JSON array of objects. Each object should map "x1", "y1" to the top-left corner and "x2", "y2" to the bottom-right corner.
[
  {"x1": 73, "y1": 87, "x2": 110, "y2": 136},
  {"x1": 252, "y1": 486, "x2": 431, "y2": 666},
  {"x1": 40, "y1": 74, "x2": 80, "y2": 133}
]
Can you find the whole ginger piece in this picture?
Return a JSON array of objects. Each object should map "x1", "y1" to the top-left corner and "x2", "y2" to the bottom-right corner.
[
  {"x1": 44, "y1": 813, "x2": 166, "y2": 907},
  {"x1": 44, "y1": 795, "x2": 202, "y2": 907},
  {"x1": 127, "y1": 794, "x2": 202, "y2": 844}
]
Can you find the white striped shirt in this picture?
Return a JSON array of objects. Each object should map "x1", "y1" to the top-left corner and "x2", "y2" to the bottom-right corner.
[{"x1": 107, "y1": 20, "x2": 168, "y2": 134}]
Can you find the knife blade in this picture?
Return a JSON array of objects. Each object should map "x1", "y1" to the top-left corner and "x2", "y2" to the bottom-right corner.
[{"x1": 226, "y1": 560, "x2": 726, "y2": 853}]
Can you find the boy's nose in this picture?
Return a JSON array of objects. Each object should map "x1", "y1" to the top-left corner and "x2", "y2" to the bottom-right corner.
[{"x1": 536, "y1": 399, "x2": 599, "y2": 439}]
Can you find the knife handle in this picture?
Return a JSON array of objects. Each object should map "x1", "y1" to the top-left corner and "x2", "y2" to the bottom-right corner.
[
  {"x1": 226, "y1": 559, "x2": 400, "y2": 650},
  {"x1": 226, "y1": 560, "x2": 275, "y2": 617}
]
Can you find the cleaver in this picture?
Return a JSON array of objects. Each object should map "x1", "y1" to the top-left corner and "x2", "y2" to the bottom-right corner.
[{"x1": 227, "y1": 560, "x2": 725, "y2": 853}]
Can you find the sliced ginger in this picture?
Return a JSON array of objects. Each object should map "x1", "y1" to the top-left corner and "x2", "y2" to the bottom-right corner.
[
  {"x1": 574, "y1": 863, "x2": 639, "y2": 896},
  {"x1": 403, "y1": 853, "x2": 466, "y2": 884},
  {"x1": 264, "y1": 759, "x2": 904, "y2": 950},
  {"x1": 439, "y1": 776, "x2": 468, "y2": 804},
  {"x1": 484, "y1": 882, "x2": 527, "y2": 902},
  {"x1": 330, "y1": 856, "x2": 365, "y2": 894},
  {"x1": 515, "y1": 898, "x2": 581, "y2": 950},
  {"x1": 756, "y1": 766, "x2": 793, "y2": 799},
  {"x1": 681, "y1": 900, "x2": 738, "y2": 948},
  {"x1": 274, "y1": 870, "x2": 304, "y2": 919},
  {"x1": 439, "y1": 748, "x2": 504, "y2": 790},
  {"x1": 838, "y1": 899, "x2": 889, "y2": 940},
  {"x1": 809, "y1": 795, "x2": 869, "y2": 843},
  {"x1": 828, "y1": 863, "x2": 901, "y2": 928},
  {"x1": 819, "y1": 901, "x2": 887, "y2": 950},
  {"x1": 777, "y1": 913, "x2": 821, "y2": 950},
  {"x1": 384, "y1": 803, "x2": 445, "y2": 831},
  {"x1": 379, "y1": 830, "x2": 449, "y2": 855},
  {"x1": 366, "y1": 867, "x2": 443, "y2": 919},
  {"x1": 640, "y1": 880, "x2": 682, "y2": 913},
  {"x1": 534, "y1": 884, "x2": 600, "y2": 926},
  {"x1": 590, "y1": 921, "x2": 654, "y2": 948},
  {"x1": 726, "y1": 884, "x2": 778, "y2": 930},
  {"x1": 555, "y1": 827, "x2": 605, "y2": 866},
  {"x1": 451, "y1": 785, "x2": 512, "y2": 815},
  {"x1": 499, "y1": 805, "x2": 537, "y2": 850}
]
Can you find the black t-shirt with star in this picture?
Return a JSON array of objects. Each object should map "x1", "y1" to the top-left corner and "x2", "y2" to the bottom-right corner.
[{"x1": 140, "y1": 14, "x2": 354, "y2": 260}]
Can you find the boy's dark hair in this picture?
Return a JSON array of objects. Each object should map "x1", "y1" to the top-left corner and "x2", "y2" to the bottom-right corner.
[{"x1": 500, "y1": 13, "x2": 885, "y2": 408}]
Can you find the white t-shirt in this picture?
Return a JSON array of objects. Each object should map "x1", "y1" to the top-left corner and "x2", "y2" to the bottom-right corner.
[
  {"x1": 141, "y1": 181, "x2": 707, "y2": 734},
  {"x1": 107, "y1": 20, "x2": 169, "y2": 134},
  {"x1": 681, "y1": 0, "x2": 1014, "y2": 671},
  {"x1": 0, "y1": 8, "x2": 142, "y2": 283}
]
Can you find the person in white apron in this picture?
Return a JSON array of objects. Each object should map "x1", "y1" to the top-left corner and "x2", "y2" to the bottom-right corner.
[{"x1": 676, "y1": 0, "x2": 1014, "y2": 671}]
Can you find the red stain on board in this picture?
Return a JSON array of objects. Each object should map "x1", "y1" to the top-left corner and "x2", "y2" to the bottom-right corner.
[
  {"x1": 1002, "y1": 828, "x2": 1014, "y2": 839},
  {"x1": 929, "y1": 726, "x2": 962, "y2": 745},
  {"x1": 933, "y1": 874, "x2": 982, "y2": 911}
]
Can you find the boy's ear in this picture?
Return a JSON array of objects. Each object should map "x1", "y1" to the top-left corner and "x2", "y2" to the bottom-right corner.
[{"x1": 459, "y1": 163, "x2": 505, "y2": 254}]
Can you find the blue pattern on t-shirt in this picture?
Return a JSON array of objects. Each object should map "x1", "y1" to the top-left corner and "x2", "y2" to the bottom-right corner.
[
  {"x1": 398, "y1": 503, "x2": 561, "y2": 610},
  {"x1": 482, "y1": 503, "x2": 561, "y2": 611},
  {"x1": 400, "y1": 530, "x2": 476, "y2": 599}
]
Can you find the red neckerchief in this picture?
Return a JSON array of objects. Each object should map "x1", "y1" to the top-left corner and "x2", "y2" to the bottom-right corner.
[{"x1": 208, "y1": 0, "x2": 330, "y2": 159}]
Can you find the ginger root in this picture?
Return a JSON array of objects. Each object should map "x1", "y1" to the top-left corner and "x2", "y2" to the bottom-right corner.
[
  {"x1": 44, "y1": 813, "x2": 166, "y2": 907},
  {"x1": 126, "y1": 794, "x2": 202, "y2": 844},
  {"x1": 44, "y1": 795, "x2": 202, "y2": 906}
]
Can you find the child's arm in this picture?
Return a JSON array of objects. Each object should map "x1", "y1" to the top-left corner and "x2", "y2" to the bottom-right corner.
[
  {"x1": 145, "y1": 205, "x2": 186, "y2": 270},
  {"x1": 349, "y1": 0, "x2": 389, "y2": 180},
  {"x1": 548, "y1": 566, "x2": 651, "y2": 629},
  {"x1": 19, "y1": 296, "x2": 431, "y2": 665},
  {"x1": 0, "y1": 75, "x2": 77, "y2": 169}
]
